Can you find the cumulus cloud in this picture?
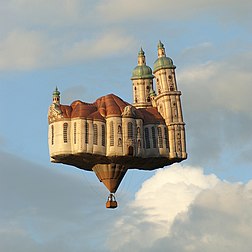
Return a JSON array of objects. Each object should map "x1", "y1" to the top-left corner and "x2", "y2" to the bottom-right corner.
[
  {"x1": 107, "y1": 164, "x2": 252, "y2": 252},
  {"x1": 63, "y1": 31, "x2": 135, "y2": 63},
  {"x1": 153, "y1": 181, "x2": 252, "y2": 252},
  {"x1": 0, "y1": 29, "x2": 135, "y2": 70},
  {"x1": 177, "y1": 48, "x2": 252, "y2": 167},
  {"x1": 0, "y1": 30, "x2": 52, "y2": 70},
  {"x1": 1, "y1": 152, "x2": 252, "y2": 252},
  {"x1": 0, "y1": 150, "x2": 119, "y2": 252}
]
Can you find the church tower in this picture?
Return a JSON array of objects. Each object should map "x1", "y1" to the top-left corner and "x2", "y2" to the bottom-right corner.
[
  {"x1": 131, "y1": 48, "x2": 154, "y2": 108},
  {"x1": 53, "y1": 87, "x2": 60, "y2": 104},
  {"x1": 153, "y1": 41, "x2": 187, "y2": 160}
]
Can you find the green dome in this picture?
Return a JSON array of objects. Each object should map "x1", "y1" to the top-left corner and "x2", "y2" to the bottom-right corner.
[
  {"x1": 53, "y1": 87, "x2": 60, "y2": 96},
  {"x1": 153, "y1": 56, "x2": 176, "y2": 73},
  {"x1": 131, "y1": 65, "x2": 154, "y2": 80}
]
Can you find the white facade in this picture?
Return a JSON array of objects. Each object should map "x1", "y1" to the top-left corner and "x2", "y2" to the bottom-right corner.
[{"x1": 48, "y1": 114, "x2": 170, "y2": 160}]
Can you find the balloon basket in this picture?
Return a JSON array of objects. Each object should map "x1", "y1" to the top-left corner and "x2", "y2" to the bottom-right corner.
[{"x1": 106, "y1": 194, "x2": 118, "y2": 209}]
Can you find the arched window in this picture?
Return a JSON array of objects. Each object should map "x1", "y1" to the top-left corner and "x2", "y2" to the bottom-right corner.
[
  {"x1": 101, "y1": 124, "x2": 105, "y2": 146},
  {"x1": 128, "y1": 122, "x2": 133, "y2": 139},
  {"x1": 158, "y1": 127, "x2": 163, "y2": 148},
  {"x1": 137, "y1": 127, "x2": 140, "y2": 136},
  {"x1": 93, "y1": 124, "x2": 98, "y2": 145},
  {"x1": 145, "y1": 128, "x2": 150, "y2": 149},
  {"x1": 177, "y1": 140, "x2": 181, "y2": 152},
  {"x1": 51, "y1": 125, "x2": 54, "y2": 145},
  {"x1": 152, "y1": 126, "x2": 157, "y2": 148},
  {"x1": 74, "y1": 122, "x2": 77, "y2": 144},
  {"x1": 110, "y1": 121, "x2": 114, "y2": 146},
  {"x1": 63, "y1": 123, "x2": 68, "y2": 143},
  {"x1": 85, "y1": 122, "x2": 89, "y2": 144},
  {"x1": 128, "y1": 146, "x2": 133, "y2": 156},
  {"x1": 118, "y1": 138, "x2": 122, "y2": 147},
  {"x1": 118, "y1": 125, "x2": 122, "y2": 134},
  {"x1": 138, "y1": 140, "x2": 141, "y2": 148},
  {"x1": 164, "y1": 127, "x2": 169, "y2": 149}
]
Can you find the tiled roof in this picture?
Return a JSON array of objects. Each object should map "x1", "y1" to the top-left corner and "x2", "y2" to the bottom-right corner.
[{"x1": 59, "y1": 94, "x2": 165, "y2": 125}]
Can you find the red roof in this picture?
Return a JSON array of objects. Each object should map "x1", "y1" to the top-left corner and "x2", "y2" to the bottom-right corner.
[{"x1": 59, "y1": 94, "x2": 164, "y2": 125}]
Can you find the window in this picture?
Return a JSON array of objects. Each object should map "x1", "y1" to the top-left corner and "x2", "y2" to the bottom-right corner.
[
  {"x1": 128, "y1": 146, "x2": 133, "y2": 156},
  {"x1": 138, "y1": 140, "x2": 141, "y2": 148},
  {"x1": 137, "y1": 127, "x2": 140, "y2": 136},
  {"x1": 74, "y1": 122, "x2": 77, "y2": 144},
  {"x1": 101, "y1": 125, "x2": 105, "y2": 146},
  {"x1": 118, "y1": 138, "x2": 122, "y2": 147},
  {"x1": 85, "y1": 122, "x2": 89, "y2": 144},
  {"x1": 118, "y1": 125, "x2": 122, "y2": 134},
  {"x1": 93, "y1": 124, "x2": 98, "y2": 145},
  {"x1": 177, "y1": 132, "x2": 181, "y2": 139},
  {"x1": 63, "y1": 123, "x2": 68, "y2": 143},
  {"x1": 145, "y1": 128, "x2": 150, "y2": 149},
  {"x1": 158, "y1": 127, "x2": 163, "y2": 148},
  {"x1": 128, "y1": 122, "x2": 133, "y2": 139},
  {"x1": 51, "y1": 125, "x2": 54, "y2": 145},
  {"x1": 110, "y1": 121, "x2": 114, "y2": 146},
  {"x1": 177, "y1": 140, "x2": 181, "y2": 151},
  {"x1": 152, "y1": 126, "x2": 157, "y2": 148},
  {"x1": 164, "y1": 127, "x2": 169, "y2": 149}
]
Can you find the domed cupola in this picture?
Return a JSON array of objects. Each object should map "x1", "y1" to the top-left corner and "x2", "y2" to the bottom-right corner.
[
  {"x1": 153, "y1": 41, "x2": 176, "y2": 73},
  {"x1": 131, "y1": 48, "x2": 154, "y2": 108},
  {"x1": 131, "y1": 48, "x2": 154, "y2": 80},
  {"x1": 52, "y1": 86, "x2": 61, "y2": 104}
]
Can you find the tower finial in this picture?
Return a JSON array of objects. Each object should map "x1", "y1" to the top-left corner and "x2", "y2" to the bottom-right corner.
[
  {"x1": 139, "y1": 47, "x2": 145, "y2": 56},
  {"x1": 158, "y1": 40, "x2": 164, "y2": 49},
  {"x1": 137, "y1": 47, "x2": 146, "y2": 65},
  {"x1": 157, "y1": 40, "x2": 166, "y2": 58}
]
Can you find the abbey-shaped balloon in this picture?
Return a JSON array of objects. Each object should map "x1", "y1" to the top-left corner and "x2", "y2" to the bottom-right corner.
[{"x1": 48, "y1": 41, "x2": 187, "y2": 209}]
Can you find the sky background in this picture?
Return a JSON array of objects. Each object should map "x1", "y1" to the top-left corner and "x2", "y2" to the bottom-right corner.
[{"x1": 0, "y1": 0, "x2": 252, "y2": 251}]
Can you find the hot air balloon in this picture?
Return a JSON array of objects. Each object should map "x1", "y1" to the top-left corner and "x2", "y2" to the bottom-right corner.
[{"x1": 48, "y1": 42, "x2": 187, "y2": 209}]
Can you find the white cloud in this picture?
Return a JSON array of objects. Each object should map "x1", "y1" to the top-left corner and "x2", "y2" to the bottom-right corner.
[
  {"x1": 0, "y1": 151, "x2": 112, "y2": 252},
  {"x1": 0, "y1": 30, "x2": 135, "y2": 70},
  {"x1": 0, "y1": 30, "x2": 52, "y2": 70},
  {"x1": 179, "y1": 58, "x2": 252, "y2": 115},
  {"x1": 64, "y1": 31, "x2": 135, "y2": 62},
  {"x1": 176, "y1": 49, "x2": 252, "y2": 166},
  {"x1": 107, "y1": 164, "x2": 252, "y2": 252},
  {"x1": 1, "y1": 151, "x2": 252, "y2": 252}
]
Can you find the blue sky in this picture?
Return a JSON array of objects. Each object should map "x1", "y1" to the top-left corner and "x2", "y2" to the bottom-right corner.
[{"x1": 1, "y1": 0, "x2": 252, "y2": 251}]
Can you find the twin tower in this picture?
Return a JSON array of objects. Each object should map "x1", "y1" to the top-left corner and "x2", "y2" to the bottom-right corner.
[{"x1": 131, "y1": 41, "x2": 186, "y2": 160}]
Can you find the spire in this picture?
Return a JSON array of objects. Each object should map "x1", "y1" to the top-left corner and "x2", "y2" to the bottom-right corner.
[
  {"x1": 158, "y1": 40, "x2": 164, "y2": 49},
  {"x1": 138, "y1": 47, "x2": 146, "y2": 65},
  {"x1": 52, "y1": 86, "x2": 60, "y2": 104},
  {"x1": 157, "y1": 40, "x2": 166, "y2": 58}
]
